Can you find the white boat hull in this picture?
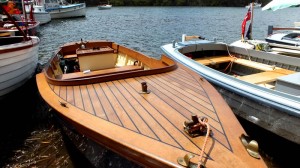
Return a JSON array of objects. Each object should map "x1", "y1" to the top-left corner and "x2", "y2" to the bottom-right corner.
[
  {"x1": 25, "y1": 5, "x2": 51, "y2": 25},
  {"x1": 0, "y1": 36, "x2": 39, "y2": 97},
  {"x1": 98, "y1": 5, "x2": 112, "y2": 10},
  {"x1": 46, "y1": 3, "x2": 86, "y2": 19}
]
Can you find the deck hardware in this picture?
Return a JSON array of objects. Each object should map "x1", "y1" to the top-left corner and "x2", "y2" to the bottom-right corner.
[
  {"x1": 183, "y1": 114, "x2": 211, "y2": 137},
  {"x1": 59, "y1": 100, "x2": 68, "y2": 108},
  {"x1": 139, "y1": 82, "x2": 151, "y2": 94},
  {"x1": 177, "y1": 153, "x2": 197, "y2": 168},
  {"x1": 240, "y1": 134, "x2": 260, "y2": 159}
]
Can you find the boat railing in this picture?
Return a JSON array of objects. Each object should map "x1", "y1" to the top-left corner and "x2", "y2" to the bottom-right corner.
[{"x1": 267, "y1": 25, "x2": 300, "y2": 35}]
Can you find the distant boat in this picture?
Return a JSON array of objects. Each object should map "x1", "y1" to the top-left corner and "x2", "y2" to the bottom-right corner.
[
  {"x1": 36, "y1": 39, "x2": 267, "y2": 168},
  {"x1": 0, "y1": 4, "x2": 40, "y2": 98},
  {"x1": 44, "y1": 0, "x2": 86, "y2": 19},
  {"x1": 245, "y1": 2, "x2": 262, "y2": 8},
  {"x1": 23, "y1": 0, "x2": 51, "y2": 25},
  {"x1": 98, "y1": 1, "x2": 112, "y2": 10},
  {"x1": 98, "y1": 4, "x2": 112, "y2": 10}
]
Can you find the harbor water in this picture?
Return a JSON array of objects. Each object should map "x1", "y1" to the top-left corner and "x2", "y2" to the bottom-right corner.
[{"x1": 1, "y1": 6, "x2": 300, "y2": 167}]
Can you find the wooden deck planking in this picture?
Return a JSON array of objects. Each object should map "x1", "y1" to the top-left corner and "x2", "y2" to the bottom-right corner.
[
  {"x1": 112, "y1": 80, "x2": 160, "y2": 139},
  {"x1": 137, "y1": 76, "x2": 231, "y2": 152},
  {"x1": 51, "y1": 67, "x2": 232, "y2": 151},
  {"x1": 92, "y1": 83, "x2": 113, "y2": 120},
  {"x1": 153, "y1": 73, "x2": 213, "y2": 112},
  {"x1": 86, "y1": 84, "x2": 107, "y2": 119},
  {"x1": 125, "y1": 77, "x2": 200, "y2": 151},
  {"x1": 117, "y1": 79, "x2": 181, "y2": 144},
  {"x1": 99, "y1": 82, "x2": 123, "y2": 126},
  {"x1": 158, "y1": 72, "x2": 209, "y2": 102},
  {"x1": 44, "y1": 70, "x2": 235, "y2": 164},
  {"x1": 106, "y1": 81, "x2": 142, "y2": 132},
  {"x1": 73, "y1": 86, "x2": 84, "y2": 110},
  {"x1": 59, "y1": 86, "x2": 67, "y2": 101},
  {"x1": 53, "y1": 85, "x2": 60, "y2": 96},
  {"x1": 139, "y1": 71, "x2": 225, "y2": 136},
  {"x1": 144, "y1": 74, "x2": 218, "y2": 121},
  {"x1": 79, "y1": 85, "x2": 95, "y2": 115},
  {"x1": 66, "y1": 86, "x2": 75, "y2": 105}
]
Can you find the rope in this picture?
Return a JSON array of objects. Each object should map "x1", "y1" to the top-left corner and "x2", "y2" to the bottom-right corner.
[{"x1": 197, "y1": 119, "x2": 210, "y2": 168}]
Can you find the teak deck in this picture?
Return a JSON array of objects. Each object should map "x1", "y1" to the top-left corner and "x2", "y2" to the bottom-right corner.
[{"x1": 36, "y1": 41, "x2": 267, "y2": 168}]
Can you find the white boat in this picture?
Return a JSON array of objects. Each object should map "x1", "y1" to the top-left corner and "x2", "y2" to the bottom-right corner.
[
  {"x1": 0, "y1": 4, "x2": 40, "y2": 98},
  {"x1": 45, "y1": 0, "x2": 86, "y2": 19},
  {"x1": 0, "y1": 35, "x2": 39, "y2": 98},
  {"x1": 24, "y1": 0, "x2": 51, "y2": 25},
  {"x1": 98, "y1": 4, "x2": 112, "y2": 10},
  {"x1": 265, "y1": 24, "x2": 300, "y2": 47},
  {"x1": 245, "y1": 2, "x2": 262, "y2": 8},
  {"x1": 161, "y1": 35, "x2": 300, "y2": 145}
]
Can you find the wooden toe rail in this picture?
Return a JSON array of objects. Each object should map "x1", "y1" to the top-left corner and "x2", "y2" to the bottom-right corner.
[{"x1": 61, "y1": 65, "x2": 143, "y2": 80}]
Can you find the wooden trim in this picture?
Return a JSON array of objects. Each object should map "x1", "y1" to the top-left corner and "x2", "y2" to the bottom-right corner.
[
  {"x1": 0, "y1": 39, "x2": 39, "y2": 54},
  {"x1": 194, "y1": 56, "x2": 234, "y2": 65},
  {"x1": 237, "y1": 71, "x2": 286, "y2": 84},
  {"x1": 61, "y1": 65, "x2": 144, "y2": 80}
]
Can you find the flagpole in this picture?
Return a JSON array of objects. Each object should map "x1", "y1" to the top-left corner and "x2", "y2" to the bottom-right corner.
[{"x1": 249, "y1": 2, "x2": 254, "y2": 39}]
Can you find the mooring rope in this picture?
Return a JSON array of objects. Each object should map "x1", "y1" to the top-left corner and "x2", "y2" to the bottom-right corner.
[{"x1": 197, "y1": 119, "x2": 210, "y2": 168}]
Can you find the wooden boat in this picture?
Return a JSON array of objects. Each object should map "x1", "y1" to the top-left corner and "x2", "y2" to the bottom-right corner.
[
  {"x1": 44, "y1": 0, "x2": 86, "y2": 19},
  {"x1": 0, "y1": 5, "x2": 40, "y2": 98},
  {"x1": 0, "y1": 19, "x2": 40, "y2": 36},
  {"x1": 161, "y1": 35, "x2": 300, "y2": 145},
  {"x1": 36, "y1": 39, "x2": 267, "y2": 168}
]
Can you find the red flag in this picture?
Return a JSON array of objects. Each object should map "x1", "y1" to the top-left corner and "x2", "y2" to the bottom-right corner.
[{"x1": 241, "y1": 8, "x2": 251, "y2": 38}]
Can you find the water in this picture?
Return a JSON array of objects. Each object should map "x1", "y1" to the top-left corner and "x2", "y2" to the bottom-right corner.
[{"x1": 1, "y1": 6, "x2": 300, "y2": 167}]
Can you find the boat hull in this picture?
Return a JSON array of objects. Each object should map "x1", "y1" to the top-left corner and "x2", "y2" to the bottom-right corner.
[
  {"x1": 98, "y1": 5, "x2": 112, "y2": 10},
  {"x1": 46, "y1": 3, "x2": 86, "y2": 19},
  {"x1": 161, "y1": 40, "x2": 300, "y2": 145},
  {"x1": 0, "y1": 36, "x2": 39, "y2": 97},
  {"x1": 29, "y1": 12, "x2": 51, "y2": 25},
  {"x1": 36, "y1": 40, "x2": 267, "y2": 168},
  {"x1": 266, "y1": 33, "x2": 300, "y2": 46}
]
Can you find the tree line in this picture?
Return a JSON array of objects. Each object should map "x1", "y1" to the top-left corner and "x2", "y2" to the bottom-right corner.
[{"x1": 82, "y1": 0, "x2": 270, "y2": 7}]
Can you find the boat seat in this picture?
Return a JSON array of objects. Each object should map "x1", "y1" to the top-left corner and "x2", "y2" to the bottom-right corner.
[
  {"x1": 233, "y1": 58, "x2": 295, "y2": 75},
  {"x1": 194, "y1": 56, "x2": 234, "y2": 65},
  {"x1": 233, "y1": 59, "x2": 276, "y2": 71},
  {"x1": 237, "y1": 71, "x2": 287, "y2": 84},
  {"x1": 61, "y1": 65, "x2": 143, "y2": 80}
]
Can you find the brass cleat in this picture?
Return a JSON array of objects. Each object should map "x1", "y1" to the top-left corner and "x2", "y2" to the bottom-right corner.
[
  {"x1": 177, "y1": 153, "x2": 198, "y2": 168},
  {"x1": 183, "y1": 114, "x2": 212, "y2": 137},
  {"x1": 240, "y1": 134, "x2": 260, "y2": 159}
]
